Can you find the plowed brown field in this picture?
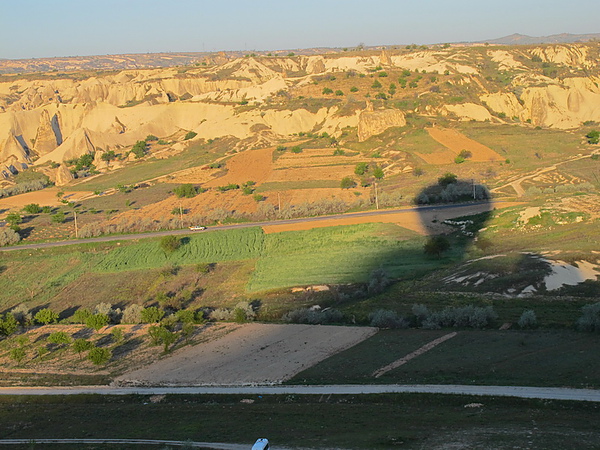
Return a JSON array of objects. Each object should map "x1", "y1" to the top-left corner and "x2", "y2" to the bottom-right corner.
[{"x1": 426, "y1": 127, "x2": 503, "y2": 162}]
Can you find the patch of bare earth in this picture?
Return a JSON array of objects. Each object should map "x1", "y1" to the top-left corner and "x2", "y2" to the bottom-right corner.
[
  {"x1": 426, "y1": 127, "x2": 503, "y2": 162},
  {"x1": 0, "y1": 188, "x2": 94, "y2": 212},
  {"x1": 204, "y1": 147, "x2": 275, "y2": 187},
  {"x1": 114, "y1": 323, "x2": 377, "y2": 386}
]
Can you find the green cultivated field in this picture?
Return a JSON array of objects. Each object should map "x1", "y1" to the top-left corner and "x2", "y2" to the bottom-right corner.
[
  {"x1": 0, "y1": 223, "x2": 449, "y2": 310},
  {"x1": 95, "y1": 227, "x2": 265, "y2": 272},
  {"x1": 290, "y1": 329, "x2": 600, "y2": 388},
  {"x1": 247, "y1": 223, "x2": 444, "y2": 292}
]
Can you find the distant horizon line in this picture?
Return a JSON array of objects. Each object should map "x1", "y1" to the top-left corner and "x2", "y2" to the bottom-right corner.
[{"x1": 1, "y1": 31, "x2": 599, "y2": 62}]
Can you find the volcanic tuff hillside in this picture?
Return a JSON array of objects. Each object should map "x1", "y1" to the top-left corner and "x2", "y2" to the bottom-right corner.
[{"x1": 0, "y1": 42, "x2": 599, "y2": 183}]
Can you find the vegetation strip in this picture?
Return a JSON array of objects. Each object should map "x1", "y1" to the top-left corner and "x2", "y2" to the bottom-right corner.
[{"x1": 372, "y1": 331, "x2": 458, "y2": 378}]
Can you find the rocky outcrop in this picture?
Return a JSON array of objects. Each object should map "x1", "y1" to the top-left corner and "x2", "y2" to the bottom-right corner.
[
  {"x1": 33, "y1": 109, "x2": 62, "y2": 155},
  {"x1": 358, "y1": 102, "x2": 406, "y2": 141}
]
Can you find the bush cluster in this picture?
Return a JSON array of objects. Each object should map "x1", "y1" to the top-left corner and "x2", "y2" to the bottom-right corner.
[
  {"x1": 413, "y1": 304, "x2": 497, "y2": 329},
  {"x1": 282, "y1": 307, "x2": 344, "y2": 325}
]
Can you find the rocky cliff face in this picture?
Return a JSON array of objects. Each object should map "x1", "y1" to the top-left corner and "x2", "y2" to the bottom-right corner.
[{"x1": 358, "y1": 102, "x2": 406, "y2": 141}]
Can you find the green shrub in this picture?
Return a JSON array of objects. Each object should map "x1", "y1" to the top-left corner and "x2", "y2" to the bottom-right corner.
[
  {"x1": 354, "y1": 162, "x2": 368, "y2": 175},
  {"x1": 85, "y1": 313, "x2": 109, "y2": 331},
  {"x1": 72, "y1": 339, "x2": 94, "y2": 359},
  {"x1": 283, "y1": 308, "x2": 344, "y2": 325},
  {"x1": 290, "y1": 146, "x2": 303, "y2": 153},
  {"x1": 47, "y1": 331, "x2": 71, "y2": 345},
  {"x1": 173, "y1": 184, "x2": 198, "y2": 198},
  {"x1": 340, "y1": 176, "x2": 356, "y2": 189},
  {"x1": 421, "y1": 305, "x2": 497, "y2": 329},
  {"x1": 335, "y1": 90, "x2": 344, "y2": 96},
  {"x1": 576, "y1": 302, "x2": 600, "y2": 332},
  {"x1": 322, "y1": 87, "x2": 333, "y2": 95},
  {"x1": 160, "y1": 235, "x2": 181, "y2": 253},
  {"x1": 141, "y1": 306, "x2": 165, "y2": 324},
  {"x1": 10, "y1": 347, "x2": 26, "y2": 364},
  {"x1": 70, "y1": 308, "x2": 92, "y2": 324},
  {"x1": 184, "y1": 131, "x2": 197, "y2": 140},
  {"x1": 0, "y1": 313, "x2": 18, "y2": 336},
  {"x1": 518, "y1": 310, "x2": 538, "y2": 329},
  {"x1": 146, "y1": 134, "x2": 159, "y2": 141},
  {"x1": 350, "y1": 86, "x2": 358, "y2": 92},
  {"x1": 369, "y1": 310, "x2": 408, "y2": 329},
  {"x1": 371, "y1": 80, "x2": 382, "y2": 89},
  {"x1": 88, "y1": 347, "x2": 111, "y2": 365},
  {"x1": 586, "y1": 130, "x2": 599, "y2": 145},
  {"x1": 131, "y1": 141, "x2": 147, "y2": 159},
  {"x1": 34, "y1": 308, "x2": 59, "y2": 325},
  {"x1": 22, "y1": 203, "x2": 42, "y2": 214},
  {"x1": 0, "y1": 227, "x2": 20, "y2": 247}
]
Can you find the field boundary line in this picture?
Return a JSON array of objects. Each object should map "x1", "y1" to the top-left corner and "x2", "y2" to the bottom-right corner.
[{"x1": 372, "y1": 332, "x2": 458, "y2": 378}]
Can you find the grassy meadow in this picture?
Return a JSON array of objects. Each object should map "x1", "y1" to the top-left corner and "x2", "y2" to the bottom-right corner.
[{"x1": 0, "y1": 393, "x2": 599, "y2": 449}]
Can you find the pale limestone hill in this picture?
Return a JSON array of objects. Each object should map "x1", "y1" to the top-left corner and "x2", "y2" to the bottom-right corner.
[{"x1": 0, "y1": 43, "x2": 599, "y2": 180}]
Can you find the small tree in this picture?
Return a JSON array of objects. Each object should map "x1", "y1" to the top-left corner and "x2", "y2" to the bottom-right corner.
[
  {"x1": 141, "y1": 306, "x2": 165, "y2": 323},
  {"x1": 5, "y1": 212, "x2": 22, "y2": 230},
  {"x1": 71, "y1": 308, "x2": 93, "y2": 324},
  {"x1": 322, "y1": 87, "x2": 333, "y2": 95},
  {"x1": 373, "y1": 166, "x2": 384, "y2": 180},
  {"x1": 88, "y1": 346, "x2": 111, "y2": 366},
  {"x1": 371, "y1": 80, "x2": 382, "y2": 89},
  {"x1": 72, "y1": 338, "x2": 94, "y2": 360},
  {"x1": 10, "y1": 347, "x2": 26, "y2": 365},
  {"x1": 424, "y1": 235, "x2": 451, "y2": 258},
  {"x1": 0, "y1": 313, "x2": 18, "y2": 336},
  {"x1": 438, "y1": 172, "x2": 458, "y2": 187},
  {"x1": 22, "y1": 204, "x2": 42, "y2": 214},
  {"x1": 34, "y1": 308, "x2": 59, "y2": 325},
  {"x1": 586, "y1": 130, "x2": 599, "y2": 145},
  {"x1": 51, "y1": 211, "x2": 66, "y2": 223},
  {"x1": 47, "y1": 331, "x2": 72, "y2": 345},
  {"x1": 173, "y1": 184, "x2": 198, "y2": 198},
  {"x1": 111, "y1": 327, "x2": 125, "y2": 344},
  {"x1": 85, "y1": 313, "x2": 109, "y2": 331},
  {"x1": 160, "y1": 235, "x2": 181, "y2": 253},
  {"x1": 340, "y1": 176, "x2": 356, "y2": 189},
  {"x1": 354, "y1": 162, "x2": 368, "y2": 175}
]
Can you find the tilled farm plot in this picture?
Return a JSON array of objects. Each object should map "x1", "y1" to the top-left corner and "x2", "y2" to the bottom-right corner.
[{"x1": 114, "y1": 323, "x2": 377, "y2": 386}]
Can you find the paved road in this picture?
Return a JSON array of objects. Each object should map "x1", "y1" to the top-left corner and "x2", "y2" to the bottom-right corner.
[
  {"x1": 0, "y1": 201, "x2": 492, "y2": 252},
  {"x1": 1, "y1": 384, "x2": 599, "y2": 402},
  {"x1": 0, "y1": 439, "x2": 247, "y2": 449}
]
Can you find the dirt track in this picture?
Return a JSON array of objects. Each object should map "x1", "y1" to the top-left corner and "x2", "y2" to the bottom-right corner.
[{"x1": 114, "y1": 323, "x2": 377, "y2": 386}]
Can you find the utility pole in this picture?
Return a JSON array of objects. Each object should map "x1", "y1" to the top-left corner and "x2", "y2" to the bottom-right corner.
[
  {"x1": 179, "y1": 203, "x2": 184, "y2": 228},
  {"x1": 472, "y1": 178, "x2": 476, "y2": 200},
  {"x1": 73, "y1": 209, "x2": 78, "y2": 238}
]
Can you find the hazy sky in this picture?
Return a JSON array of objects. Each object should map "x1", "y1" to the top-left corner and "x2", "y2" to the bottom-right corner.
[{"x1": 1, "y1": 0, "x2": 599, "y2": 59}]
